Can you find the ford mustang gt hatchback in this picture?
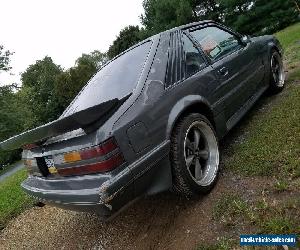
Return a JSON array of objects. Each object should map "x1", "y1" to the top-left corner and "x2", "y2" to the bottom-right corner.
[{"x1": 0, "y1": 21, "x2": 285, "y2": 219}]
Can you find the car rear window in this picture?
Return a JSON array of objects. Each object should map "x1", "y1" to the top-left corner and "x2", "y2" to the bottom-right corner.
[{"x1": 62, "y1": 41, "x2": 152, "y2": 116}]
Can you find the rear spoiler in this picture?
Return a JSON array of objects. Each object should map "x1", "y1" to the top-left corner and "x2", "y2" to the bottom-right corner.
[{"x1": 0, "y1": 97, "x2": 125, "y2": 151}]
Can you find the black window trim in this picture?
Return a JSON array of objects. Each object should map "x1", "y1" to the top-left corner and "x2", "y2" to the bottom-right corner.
[
  {"x1": 181, "y1": 31, "x2": 209, "y2": 80},
  {"x1": 62, "y1": 40, "x2": 154, "y2": 117},
  {"x1": 164, "y1": 30, "x2": 211, "y2": 89},
  {"x1": 185, "y1": 24, "x2": 246, "y2": 64}
]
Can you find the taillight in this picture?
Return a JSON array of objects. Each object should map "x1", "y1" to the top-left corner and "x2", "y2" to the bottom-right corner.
[
  {"x1": 58, "y1": 153, "x2": 124, "y2": 176},
  {"x1": 62, "y1": 138, "x2": 117, "y2": 163},
  {"x1": 54, "y1": 138, "x2": 124, "y2": 177}
]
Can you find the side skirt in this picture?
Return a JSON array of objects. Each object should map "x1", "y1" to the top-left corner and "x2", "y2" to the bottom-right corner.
[{"x1": 226, "y1": 86, "x2": 268, "y2": 131}]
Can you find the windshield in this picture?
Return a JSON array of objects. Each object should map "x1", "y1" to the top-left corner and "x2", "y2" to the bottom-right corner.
[{"x1": 62, "y1": 41, "x2": 152, "y2": 117}]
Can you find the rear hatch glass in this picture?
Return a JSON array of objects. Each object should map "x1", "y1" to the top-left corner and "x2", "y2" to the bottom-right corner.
[{"x1": 62, "y1": 41, "x2": 152, "y2": 117}]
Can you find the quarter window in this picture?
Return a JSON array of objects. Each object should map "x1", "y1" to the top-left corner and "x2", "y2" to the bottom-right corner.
[
  {"x1": 190, "y1": 26, "x2": 241, "y2": 61},
  {"x1": 182, "y1": 34, "x2": 206, "y2": 78}
]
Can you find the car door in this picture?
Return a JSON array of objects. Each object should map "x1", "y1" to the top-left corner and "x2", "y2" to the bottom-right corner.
[{"x1": 188, "y1": 25, "x2": 264, "y2": 122}]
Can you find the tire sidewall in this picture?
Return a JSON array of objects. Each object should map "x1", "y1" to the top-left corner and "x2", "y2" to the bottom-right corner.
[
  {"x1": 171, "y1": 113, "x2": 220, "y2": 195},
  {"x1": 269, "y1": 51, "x2": 285, "y2": 92}
]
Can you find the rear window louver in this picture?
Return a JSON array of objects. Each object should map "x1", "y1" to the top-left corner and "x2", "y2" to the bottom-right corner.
[{"x1": 165, "y1": 31, "x2": 184, "y2": 87}]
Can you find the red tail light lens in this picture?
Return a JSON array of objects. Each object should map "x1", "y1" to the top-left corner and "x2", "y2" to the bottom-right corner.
[
  {"x1": 56, "y1": 138, "x2": 124, "y2": 177},
  {"x1": 80, "y1": 139, "x2": 117, "y2": 160},
  {"x1": 58, "y1": 153, "x2": 124, "y2": 176},
  {"x1": 63, "y1": 138, "x2": 117, "y2": 163}
]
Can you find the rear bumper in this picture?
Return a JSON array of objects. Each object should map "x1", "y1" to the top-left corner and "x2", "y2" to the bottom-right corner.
[
  {"x1": 21, "y1": 140, "x2": 171, "y2": 217},
  {"x1": 21, "y1": 172, "x2": 122, "y2": 217},
  {"x1": 21, "y1": 176, "x2": 111, "y2": 216}
]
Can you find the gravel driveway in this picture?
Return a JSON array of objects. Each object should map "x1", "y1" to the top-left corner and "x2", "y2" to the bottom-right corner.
[
  {"x1": 0, "y1": 170, "x2": 267, "y2": 250},
  {"x1": 0, "y1": 185, "x2": 225, "y2": 250}
]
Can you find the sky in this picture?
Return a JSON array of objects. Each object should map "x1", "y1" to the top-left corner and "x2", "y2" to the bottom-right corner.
[{"x1": 0, "y1": 0, "x2": 144, "y2": 86}]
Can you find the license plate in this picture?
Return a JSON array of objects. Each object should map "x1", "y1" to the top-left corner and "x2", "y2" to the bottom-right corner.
[{"x1": 44, "y1": 156, "x2": 58, "y2": 174}]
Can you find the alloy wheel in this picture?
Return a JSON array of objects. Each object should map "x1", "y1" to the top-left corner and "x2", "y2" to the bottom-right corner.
[
  {"x1": 183, "y1": 121, "x2": 219, "y2": 186},
  {"x1": 271, "y1": 53, "x2": 285, "y2": 87}
]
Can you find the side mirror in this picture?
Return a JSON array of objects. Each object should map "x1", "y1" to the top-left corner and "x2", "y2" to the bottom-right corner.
[{"x1": 241, "y1": 35, "x2": 251, "y2": 45}]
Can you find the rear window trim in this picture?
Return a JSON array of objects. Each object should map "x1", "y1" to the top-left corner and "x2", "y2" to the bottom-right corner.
[{"x1": 61, "y1": 40, "x2": 153, "y2": 118}]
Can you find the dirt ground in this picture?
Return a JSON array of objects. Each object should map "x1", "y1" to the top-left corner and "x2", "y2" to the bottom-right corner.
[{"x1": 0, "y1": 175, "x2": 270, "y2": 250}]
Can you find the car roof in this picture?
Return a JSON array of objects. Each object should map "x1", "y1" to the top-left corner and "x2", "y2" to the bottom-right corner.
[
  {"x1": 146, "y1": 20, "x2": 215, "y2": 40},
  {"x1": 110, "y1": 20, "x2": 216, "y2": 63},
  {"x1": 167, "y1": 20, "x2": 214, "y2": 32}
]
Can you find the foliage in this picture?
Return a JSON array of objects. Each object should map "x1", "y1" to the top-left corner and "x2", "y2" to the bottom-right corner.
[
  {"x1": 140, "y1": 0, "x2": 300, "y2": 39},
  {"x1": 0, "y1": 45, "x2": 13, "y2": 72},
  {"x1": 224, "y1": 0, "x2": 300, "y2": 35},
  {"x1": 21, "y1": 56, "x2": 63, "y2": 126},
  {"x1": 0, "y1": 46, "x2": 22, "y2": 164},
  {"x1": 0, "y1": 50, "x2": 107, "y2": 164},
  {"x1": 107, "y1": 26, "x2": 142, "y2": 59},
  {"x1": 54, "y1": 50, "x2": 107, "y2": 109},
  {"x1": 0, "y1": 85, "x2": 23, "y2": 164},
  {"x1": 141, "y1": 0, "x2": 195, "y2": 36}
]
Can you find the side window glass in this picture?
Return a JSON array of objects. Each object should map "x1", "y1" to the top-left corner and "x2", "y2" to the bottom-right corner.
[
  {"x1": 190, "y1": 26, "x2": 241, "y2": 61},
  {"x1": 182, "y1": 34, "x2": 206, "y2": 78}
]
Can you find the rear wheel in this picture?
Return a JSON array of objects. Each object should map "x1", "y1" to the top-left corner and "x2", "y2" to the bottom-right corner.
[
  {"x1": 170, "y1": 113, "x2": 220, "y2": 197},
  {"x1": 269, "y1": 50, "x2": 285, "y2": 93}
]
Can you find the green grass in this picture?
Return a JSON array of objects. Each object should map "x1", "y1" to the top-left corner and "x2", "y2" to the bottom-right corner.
[
  {"x1": 224, "y1": 81, "x2": 300, "y2": 177},
  {"x1": 275, "y1": 22, "x2": 300, "y2": 49},
  {"x1": 261, "y1": 217, "x2": 294, "y2": 234},
  {"x1": 213, "y1": 194, "x2": 248, "y2": 220},
  {"x1": 212, "y1": 194, "x2": 300, "y2": 234},
  {"x1": 0, "y1": 169, "x2": 33, "y2": 229},
  {"x1": 273, "y1": 179, "x2": 289, "y2": 192},
  {"x1": 275, "y1": 22, "x2": 300, "y2": 68},
  {"x1": 197, "y1": 237, "x2": 234, "y2": 250},
  {"x1": 212, "y1": 194, "x2": 256, "y2": 228}
]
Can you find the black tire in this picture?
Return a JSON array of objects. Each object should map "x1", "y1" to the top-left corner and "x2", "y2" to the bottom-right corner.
[
  {"x1": 268, "y1": 50, "x2": 285, "y2": 94},
  {"x1": 170, "y1": 113, "x2": 220, "y2": 198}
]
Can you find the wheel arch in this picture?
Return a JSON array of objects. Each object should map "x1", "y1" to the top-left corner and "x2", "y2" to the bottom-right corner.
[
  {"x1": 267, "y1": 40, "x2": 282, "y2": 58},
  {"x1": 166, "y1": 95, "x2": 216, "y2": 140}
]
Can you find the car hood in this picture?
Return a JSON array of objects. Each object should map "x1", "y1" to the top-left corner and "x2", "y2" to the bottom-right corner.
[{"x1": 0, "y1": 96, "x2": 129, "y2": 151}]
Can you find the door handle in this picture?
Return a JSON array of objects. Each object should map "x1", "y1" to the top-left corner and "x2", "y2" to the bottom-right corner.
[{"x1": 218, "y1": 67, "x2": 229, "y2": 76}]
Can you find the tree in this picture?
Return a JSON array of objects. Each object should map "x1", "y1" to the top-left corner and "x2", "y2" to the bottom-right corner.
[
  {"x1": 190, "y1": 0, "x2": 223, "y2": 21},
  {"x1": 107, "y1": 26, "x2": 143, "y2": 59},
  {"x1": 21, "y1": 56, "x2": 63, "y2": 125},
  {"x1": 141, "y1": 0, "x2": 195, "y2": 36},
  {"x1": 224, "y1": 0, "x2": 299, "y2": 35},
  {"x1": 0, "y1": 85, "x2": 23, "y2": 163},
  {"x1": 54, "y1": 50, "x2": 107, "y2": 109},
  {"x1": 0, "y1": 45, "x2": 13, "y2": 72}
]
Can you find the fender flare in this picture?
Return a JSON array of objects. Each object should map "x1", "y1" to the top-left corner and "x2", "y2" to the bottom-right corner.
[{"x1": 166, "y1": 95, "x2": 214, "y2": 139}]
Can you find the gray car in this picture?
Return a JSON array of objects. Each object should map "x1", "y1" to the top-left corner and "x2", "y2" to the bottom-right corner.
[{"x1": 0, "y1": 21, "x2": 285, "y2": 219}]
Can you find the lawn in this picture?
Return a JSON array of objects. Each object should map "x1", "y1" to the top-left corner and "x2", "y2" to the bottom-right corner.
[
  {"x1": 198, "y1": 22, "x2": 300, "y2": 250},
  {"x1": 0, "y1": 169, "x2": 33, "y2": 230}
]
